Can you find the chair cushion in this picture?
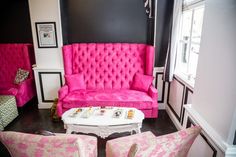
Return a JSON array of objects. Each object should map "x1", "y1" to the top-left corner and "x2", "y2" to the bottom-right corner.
[
  {"x1": 62, "y1": 89, "x2": 153, "y2": 109},
  {"x1": 65, "y1": 73, "x2": 86, "y2": 92},
  {"x1": 131, "y1": 73, "x2": 153, "y2": 92}
]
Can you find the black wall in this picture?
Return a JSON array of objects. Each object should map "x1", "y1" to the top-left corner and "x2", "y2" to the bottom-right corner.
[
  {"x1": 61, "y1": 0, "x2": 151, "y2": 44},
  {"x1": 0, "y1": 0, "x2": 32, "y2": 43},
  {"x1": 154, "y1": 0, "x2": 174, "y2": 67}
]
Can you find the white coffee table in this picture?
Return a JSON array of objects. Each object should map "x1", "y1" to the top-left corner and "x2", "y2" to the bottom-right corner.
[{"x1": 62, "y1": 107, "x2": 144, "y2": 138}]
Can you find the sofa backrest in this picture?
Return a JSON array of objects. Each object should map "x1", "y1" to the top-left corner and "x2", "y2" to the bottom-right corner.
[
  {"x1": 63, "y1": 43, "x2": 154, "y2": 90},
  {"x1": 0, "y1": 44, "x2": 35, "y2": 84}
]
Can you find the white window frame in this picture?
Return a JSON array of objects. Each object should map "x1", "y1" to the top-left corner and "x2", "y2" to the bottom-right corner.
[{"x1": 175, "y1": 0, "x2": 205, "y2": 87}]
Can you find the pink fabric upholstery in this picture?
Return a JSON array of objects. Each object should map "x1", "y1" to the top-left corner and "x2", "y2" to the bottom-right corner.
[
  {"x1": 58, "y1": 85, "x2": 69, "y2": 101},
  {"x1": 131, "y1": 73, "x2": 153, "y2": 92},
  {"x1": 0, "y1": 131, "x2": 97, "y2": 157},
  {"x1": 148, "y1": 85, "x2": 158, "y2": 100},
  {"x1": 58, "y1": 43, "x2": 158, "y2": 118},
  {"x1": 106, "y1": 126, "x2": 201, "y2": 157},
  {"x1": 62, "y1": 89, "x2": 154, "y2": 108},
  {"x1": 65, "y1": 74, "x2": 86, "y2": 92},
  {"x1": 0, "y1": 44, "x2": 36, "y2": 107}
]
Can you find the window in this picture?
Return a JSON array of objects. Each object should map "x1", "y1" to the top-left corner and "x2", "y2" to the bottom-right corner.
[{"x1": 175, "y1": 0, "x2": 205, "y2": 84}]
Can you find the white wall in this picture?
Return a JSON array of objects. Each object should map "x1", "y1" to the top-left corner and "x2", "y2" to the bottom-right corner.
[
  {"x1": 192, "y1": 0, "x2": 236, "y2": 145},
  {"x1": 28, "y1": 0, "x2": 63, "y2": 68}
]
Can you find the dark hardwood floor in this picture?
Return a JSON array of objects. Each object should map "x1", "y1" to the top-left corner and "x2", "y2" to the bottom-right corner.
[{"x1": 0, "y1": 98, "x2": 177, "y2": 157}]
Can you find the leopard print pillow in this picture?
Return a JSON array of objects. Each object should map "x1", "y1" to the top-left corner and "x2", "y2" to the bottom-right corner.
[{"x1": 14, "y1": 68, "x2": 29, "y2": 84}]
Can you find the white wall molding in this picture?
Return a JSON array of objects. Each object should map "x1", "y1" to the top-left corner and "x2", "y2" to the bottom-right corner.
[
  {"x1": 166, "y1": 105, "x2": 182, "y2": 130},
  {"x1": 153, "y1": 67, "x2": 166, "y2": 110},
  {"x1": 225, "y1": 146, "x2": 236, "y2": 157},
  {"x1": 185, "y1": 104, "x2": 236, "y2": 156}
]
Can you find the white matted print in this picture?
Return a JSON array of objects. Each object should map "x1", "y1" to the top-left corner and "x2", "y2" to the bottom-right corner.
[{"x1": 35, "y1": 22, "x2": 58, "y2": 48}]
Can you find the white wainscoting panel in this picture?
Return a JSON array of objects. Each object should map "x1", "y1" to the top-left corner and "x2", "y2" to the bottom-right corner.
[
  {"x1": 40, "y1": 73, "x2": 62, "y2": 101},
  {"x1": 34, "y1": 68, "x2": 64, "y2": 109},
  {"x1": 168, "y1": 78, "x2": 185, "y2": 120},
  {"x1": 157, "y1": 73, "x2": 164, "y2": 102},
  {"x1": 188, "y1": 135, "x2": 217, "y2": 157}
]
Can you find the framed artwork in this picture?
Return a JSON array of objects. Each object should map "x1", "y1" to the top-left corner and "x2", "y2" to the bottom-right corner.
[{"x1": 35, "y1": 22, "x2": 58, "y2": 48}]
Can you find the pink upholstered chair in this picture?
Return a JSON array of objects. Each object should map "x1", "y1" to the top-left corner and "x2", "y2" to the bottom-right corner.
[
  {"x1": 0, "y1": 131, "x2": 97, "y2": 157},
  {"x1": 0, "y1": 44, "x2": 36, "y2": 107},
  {"x1": 106, "y1": 126, "x2": 201, "y2": 157}
]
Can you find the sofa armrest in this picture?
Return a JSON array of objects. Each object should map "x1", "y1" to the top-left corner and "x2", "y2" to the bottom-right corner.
[
  {"x1": 58, "y1": 85, "x2": 69, "y2": 100},
  {"x1": 148, "y1": 85, "x2": 158, "y2": 100}
]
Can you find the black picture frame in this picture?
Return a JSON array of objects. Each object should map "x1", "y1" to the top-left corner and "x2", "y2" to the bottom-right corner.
[{"x1": 35, "y1": 22, "x2": 58, "y2": 48}]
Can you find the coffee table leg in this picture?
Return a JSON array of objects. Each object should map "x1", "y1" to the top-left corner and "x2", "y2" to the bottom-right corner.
[
  {"x1": 66, "y1": 127, "x2": 73, "y2": 134},
  {"x1": 137, "y1": 123, "x2": 141, "y2": 133}
]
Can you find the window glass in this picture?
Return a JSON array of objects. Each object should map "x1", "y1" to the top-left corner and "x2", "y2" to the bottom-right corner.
[{"x1": 175, "y1": 3, "x2": 204, "y2": 83}]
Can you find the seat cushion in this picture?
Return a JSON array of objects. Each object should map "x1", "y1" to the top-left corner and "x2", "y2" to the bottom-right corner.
[{"x1": 62, "y1": 89, "x2": 153, "y2": 109}]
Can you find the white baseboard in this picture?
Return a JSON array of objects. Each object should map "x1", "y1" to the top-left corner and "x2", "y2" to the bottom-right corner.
[
  {"x1": 158, "y1": 103, "x2": 166, "y2": 110},
  {"x1": 38, "y1": 103, "x2": 52, "y2": 109},
  {"x1": 166, "y1": 105, "x2": 182, "y2": 130}
]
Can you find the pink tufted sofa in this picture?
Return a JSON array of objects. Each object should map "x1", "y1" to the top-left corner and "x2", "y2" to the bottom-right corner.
[
  {"x1": 0, "y1": 44, "x2": 36, "y2": 107},
  {"x1": 57, "y1": 43, "x2": 158, "y2": 118}
]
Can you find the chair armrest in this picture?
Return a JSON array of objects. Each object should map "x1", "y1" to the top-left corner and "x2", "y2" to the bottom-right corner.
[
  {"x1": 0, "y1": 88, "x2": 18, "y2": 95},
  {"x1": 17, "y1": 78, "x2": 35, "y2": 95},
  {"x1": 148, "y1": 85, "x2": 158, "y2": 100},
  {"x1": 58, "y1": 85, "x2": 69, "y2": 100}
]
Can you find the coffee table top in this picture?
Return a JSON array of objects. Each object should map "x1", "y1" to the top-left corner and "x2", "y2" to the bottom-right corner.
[{"x1": 62, "y1": 107, "x2": 144, "y2": 126}]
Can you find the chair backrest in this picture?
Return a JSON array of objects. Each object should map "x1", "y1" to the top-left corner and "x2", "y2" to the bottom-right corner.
[
  {"x1": 62, "y1": 43, "x2": 154, "y2": 90},
  {"x1": 0, "y1": 131, "x2": 84, "y2": 157},
  {"x1": 0, "y1": 44, "x2": 35, "y2": 84},
  {"x1": 154, "y1": 126, "x2": 201, "y2": 157},
  {"x1": 106, "y1": 126, "x2": 201, "y2": 157}
]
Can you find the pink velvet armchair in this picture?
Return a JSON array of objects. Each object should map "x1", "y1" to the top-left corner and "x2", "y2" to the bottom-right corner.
[
  {"x1": 0, "y1": 44, "x2": 36, "y2": 107},
  {"x1": 57, "y1": 43, "x2": 158, "y2": 118}
]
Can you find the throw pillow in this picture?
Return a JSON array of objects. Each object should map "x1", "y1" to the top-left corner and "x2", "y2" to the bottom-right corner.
[
  {"x1": 14, "y1": 68, "x2": 29, "y2": 84},
  {"x1": 131, "y1": 73, "x2": 153, "y2": 92},
  {"x1": 65, "y1": 73, "x2": 86, "y2": 92}
]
